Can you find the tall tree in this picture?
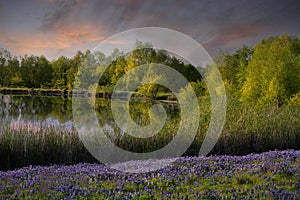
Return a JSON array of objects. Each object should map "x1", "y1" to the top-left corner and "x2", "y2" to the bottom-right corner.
[
  {"x1": 51, "y1": 56, "x2": 71, "y2": 89},
  {"x1": 9, "y1": 56, "x2": 21, "y2": 87},
  {"x1": 217, "y1": 46, "x2": 253, "y2": 95},
  {"x1": 67, "y1": 51, "x2": 84, "y2": 91},
  {"x1": 20, "y1": 55, "x2": 39, "y2": 88},
  {"x1": 240, "y1": 34, "x2": 300, "y2": 105},
  {"x1": 138, "y1": 63, "x2": 167, "y2": 100},
  {"x1": 0, "y1": 48, "x2": 14, "y2": 87},
  {"x1": 36, "y1": 56, "x2": 53, "y2": 88}
]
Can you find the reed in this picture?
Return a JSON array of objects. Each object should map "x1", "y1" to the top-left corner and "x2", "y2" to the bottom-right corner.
[
  {"x1": 0, "y1": 123, "x2": 97, "y2": 171},
  {"x1": 1, "y1": 97, "x2": 300, "y2": 170}
]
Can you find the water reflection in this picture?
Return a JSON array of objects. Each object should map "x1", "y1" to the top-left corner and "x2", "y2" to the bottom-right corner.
[
  {"x1": 0, "y1": 95, "x2": 179, "y2": 135},
  {"x1": 0, "y1": 95, "x2": 74, "y2": 132}
]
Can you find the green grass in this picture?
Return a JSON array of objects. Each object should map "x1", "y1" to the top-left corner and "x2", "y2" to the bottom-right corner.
[
  {"x1": 0, "y1": 125, "x2": 97, "y2": 170},
  {"x1": 0, "y1": 96, "x2": 300, "y2": 170}
]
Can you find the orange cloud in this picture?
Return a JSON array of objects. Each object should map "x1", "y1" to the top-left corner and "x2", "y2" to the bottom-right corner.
[
  {"x1": 104, "y1": 39, "x2": 129, "y2": 45},
  {"x1": 209, "y1": 24, "x2": 263, "y2": 47},
  {"x1": 55, "y1": 22, "x2": 104, "y2": 46},
  {"x1": 0, "y1": 21, "x2": 105, "y2": 59},
  {"x1": 2, "y1": 35, "x2": 59, "y2": 55},
  {"x1": 41, "y1": 0, "x2": 79, "y2": 5}
]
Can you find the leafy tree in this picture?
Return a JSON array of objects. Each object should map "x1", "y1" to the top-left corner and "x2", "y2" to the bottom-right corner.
[
  {"x1": 240, "y1": 34, "x2": 300, "y2": 105},
  {"x1": 75, "y1": 50, "x2": 108, "y2": 93},
  {"x1": 124, "y1": 42, "x2": 154, "y2": 72},
  {"x1": 0, "y1": 48, "x2": 15, "y2": 87},
  {"x1": 190, "y1": 80, "x2": 208, "y2": 97},
  {"x1": 51, "y1": 56, "x2": 71, "y2": 89},
  {"x1": 98, "y1": 48, "x2": 124, "y2": 91},
  {"x1": 217, "y1": 46, "x2": 253, "y2": 95},
  {"x1": 111, "y1": 56, "x2": 127, "y2": 86},
  {"x1": 20, "y1": 55, "x2": 39, "y2": 88},
  {"x1": 67, "y1": 51, "x2": 84, "y2": 91},
  {"x1": 137, "y1": 63, "x2": 167, "y2": 100},
  {"x1": 36, "y1": 56, "x2": 52, "y2": 88},
  {"x1": 8, "y1": 56, "x2": 20, "y2": 87},
  {"x1": 18, "y1": 55, "x2": 53, "y2": 88}
]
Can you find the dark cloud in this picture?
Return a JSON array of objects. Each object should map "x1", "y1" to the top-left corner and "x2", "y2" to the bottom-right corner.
[
  {"x1": 39, "y1": 0, "x2": 300, "y2": 41},
  {"x1": 1, "y1": 0, "x2": 300, "y2": 59},
  {"x1": 40, "y1": 0, "x2": 81, "y2": 31},
  {"x1": 113, "y1": 0, "x2": 300, "y2": 55}
]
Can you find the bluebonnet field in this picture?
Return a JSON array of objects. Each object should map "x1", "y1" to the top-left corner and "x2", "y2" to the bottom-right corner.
[{"x1": 1, "y1": 149, "x2": 299, "y2": 199}]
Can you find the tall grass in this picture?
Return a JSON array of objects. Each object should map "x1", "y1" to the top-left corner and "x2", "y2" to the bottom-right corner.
[
  {"x1": 1, "y1": 97, "x2": 300, "y2": 170},
  {"x1": 0, "y1": 122, "x2": 97, "y2": 171},
  {"x1": 211, "y1": 97, "x2": 300, "y2": 155}
]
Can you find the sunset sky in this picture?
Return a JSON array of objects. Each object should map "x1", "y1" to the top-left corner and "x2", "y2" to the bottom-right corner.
[{"x1": 0, "y1": 0, "x2": 299, "y2": 60}]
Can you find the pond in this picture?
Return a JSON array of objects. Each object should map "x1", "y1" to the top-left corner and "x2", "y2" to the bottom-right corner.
[
  {"x1": 0, "y1": 94, "x2": 188, "y2": 170},
  {"x1": 0, "y1": 94, "x2": 181, "y2": 140}
]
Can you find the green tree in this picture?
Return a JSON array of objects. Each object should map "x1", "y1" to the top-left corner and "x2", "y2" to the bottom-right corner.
[
  {"x1": 138, "y1": 63, "x2": 166, "y2": 100},
  {"x1": 75, "y1": 50, "x2": 108, "y2": 93},
  {"x1": 98, "y1": 48, "x2": 124, "y2": 91},
  {"x1": 0, "y1": 48, "x2": 14, "y2": 87},
  {"x1": 8, "y1": 55, "x2": 20, "y2": 87},
  {"x1": 111, "y1": 56, "x2": 127, "y2": 86},
  {"x1": 240, "y1": 34, "x2": 300, "y2": 105},
  {"x1": 217, "y1": 46, "x2": 253, "y2": 95},
  {"x1": 20, "y1": 55, "x2": 39, "y2": 88},
  {"x1": 51, "y1": 56, "x2": 71, "y2": 89},
  {"x1": 36, "y1": 56, "x2": 52, "y2": 88},
  {"x1": 125, "y1": 42, "x2": 154, "y2": 72},
  {"x1": 66, "y1": 51, "x2": 84, "y2": 91}
]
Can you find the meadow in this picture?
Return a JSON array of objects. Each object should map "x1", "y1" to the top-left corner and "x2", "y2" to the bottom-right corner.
[{"x1": 1, "y1": 149, "x2": 299, "y2": 199}]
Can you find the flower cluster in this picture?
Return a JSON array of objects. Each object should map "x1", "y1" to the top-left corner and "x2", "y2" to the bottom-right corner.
[{"x1": 0, "y1": 149, "x2": 299, "y2": 199}]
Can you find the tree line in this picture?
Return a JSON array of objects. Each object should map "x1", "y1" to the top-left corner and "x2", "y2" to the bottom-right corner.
[
  {"x1": 1, "y1": 34, "x2": 300, "y2": 106},
  {"x1": 0, "y1": 42, "x2": 203, "y2": 99},
  {"x1": 217, "y1": 34, "x2": 300, "y2": 106}
]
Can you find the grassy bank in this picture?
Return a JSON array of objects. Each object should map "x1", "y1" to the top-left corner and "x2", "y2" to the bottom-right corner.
[
  {"x1": 0, "y1": 97, "x2": 300, "y2": 170},
  {"x1": 0, "y1": 87, "x2": 66, "y2": 96},
  {"x1": 0, "y1": 87, "x2": 176, "y2": 100}
]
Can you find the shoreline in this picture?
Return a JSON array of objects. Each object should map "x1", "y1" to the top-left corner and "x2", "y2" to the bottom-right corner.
[{"x1": 0, "y1": 87, "x2": 178, "y2": 102}]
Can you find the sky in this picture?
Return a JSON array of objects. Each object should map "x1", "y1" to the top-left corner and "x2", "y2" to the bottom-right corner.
[{"x1": 0, "y1": 0, "x2": 300, "y2": 60}]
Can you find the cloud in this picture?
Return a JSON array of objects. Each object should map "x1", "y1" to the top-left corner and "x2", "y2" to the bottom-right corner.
[
  {"x1": 210, "y1": 24, "x2": 263, "y2": 47},
  {"x1": 41, "y1": 0, "x2": 59, "y2": 4},
  {"x1": 1, "y1": 21, "x2": 105, "y2": 59},
  {"x1": 1, "y1": 0, "x2": 300, "y2": 59},
  {"x1": 40, "y1": 0, "x2": 82, "y2": 32},
  {"x1": 2, "y1": 35, "x2": 58, "y2": 56},
  {"x1": 38, "y1": 0, "x2": 293, "y2": 55},
  {"x1": 54, "y1": 22, "x2": 104, "y2": 46},
  {"x1": 104, "y1": 39, "x2": 129, "y2": 45}
]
